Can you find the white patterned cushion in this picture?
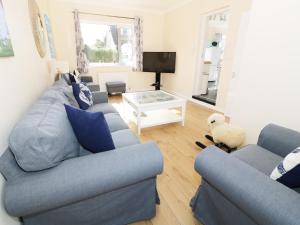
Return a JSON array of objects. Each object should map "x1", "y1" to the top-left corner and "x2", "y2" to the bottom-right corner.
[
  {"x1": 80, "y1": 83, "x2": 93, "y2": 105},
  {"x1": 270, "y1": 147, "x2": 300, "y2": 188},
  {"x1": 72, "y1": 83, "x2": 93, "y2": 110}
]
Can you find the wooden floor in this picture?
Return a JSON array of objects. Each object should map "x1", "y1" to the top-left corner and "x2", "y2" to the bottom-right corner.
[{"x1": 109, "y1": 96, "x2": 215, "y2": 225}]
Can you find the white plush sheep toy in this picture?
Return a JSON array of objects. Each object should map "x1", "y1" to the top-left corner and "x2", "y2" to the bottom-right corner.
[{"x1": 196, "y1": 113, "x2": 246, "y2": 153}]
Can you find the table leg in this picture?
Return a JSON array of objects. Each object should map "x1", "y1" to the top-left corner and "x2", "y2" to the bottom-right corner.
[
  {"x1": 122, "y1": 99, "x2": 128, "y2": 122},
  {"x1": 137, "y1": 110, "x2": 141, "y2": 135}
]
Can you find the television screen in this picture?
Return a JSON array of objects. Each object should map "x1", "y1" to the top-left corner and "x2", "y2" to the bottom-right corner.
[{"x1": 143, "y1": 52, "x2": 176, "y2": 73}]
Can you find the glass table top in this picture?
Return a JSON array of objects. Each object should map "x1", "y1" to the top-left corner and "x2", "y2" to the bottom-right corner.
[{"x1": 124, "y1": 91, "x2": 176, "y2": 104}]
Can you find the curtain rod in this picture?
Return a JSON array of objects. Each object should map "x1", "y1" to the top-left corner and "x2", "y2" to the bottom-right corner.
[{"x1": 72, "y1": 11, "x2": 135, "y2": 20}]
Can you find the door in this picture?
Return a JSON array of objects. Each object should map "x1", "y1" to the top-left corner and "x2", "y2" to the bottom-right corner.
[{"x1": 193, "y1": 9, "x2": 229, "y2": 106}]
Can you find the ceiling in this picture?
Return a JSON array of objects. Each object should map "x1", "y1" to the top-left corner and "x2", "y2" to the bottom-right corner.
[{"x1": 55, "y1": 0, "x2": 193, "y2": 13}]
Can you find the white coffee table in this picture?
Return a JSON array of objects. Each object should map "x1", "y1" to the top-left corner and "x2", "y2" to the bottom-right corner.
[{"x1": 122, "y1": 91, "x2": 186, "y2": 135}]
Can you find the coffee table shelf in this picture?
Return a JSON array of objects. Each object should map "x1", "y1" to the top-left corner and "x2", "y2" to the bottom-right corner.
[
  {"x1": 123, "y1": 91, "x2": 186, "y2": 135},
  {"x1": 136, "y1": 109, "x2": 182, "y2": 128}
]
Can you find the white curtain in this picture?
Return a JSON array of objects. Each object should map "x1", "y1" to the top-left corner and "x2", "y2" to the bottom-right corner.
[
  {"x1": 133, "y1": 17, "x2": 143, "y2": 72},
  {"x1": 74, "y1": 9, "x2": 89, "y2": 74}
]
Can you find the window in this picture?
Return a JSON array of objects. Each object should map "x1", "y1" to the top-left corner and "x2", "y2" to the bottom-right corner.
[{"x1": 81, "y1": 21, "x2": 134, "y2": 66}]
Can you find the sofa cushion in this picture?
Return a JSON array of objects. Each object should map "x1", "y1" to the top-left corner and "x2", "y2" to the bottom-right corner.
[
  {"x1": 9, "y1": 102, "x2": 80, "y2": 172},
  {"x1": 270, "y1": 147, "x2": 300, "y2": 188},
  {"x1": 65, "y1": 104, "x2": 115, "y2": 153},
  {"x1": 104, "y1": 113, "x2": 128, "y2": 132},
  {"x1": 231, "y1": 145, "x2": 283, "y2": 175},
  {"x1": 61, "y1": 86, "x2": 79, "y2": 108},
  {"x1": 79, "y1": 146, "x2": 92, "y2": 157},
  {"x1": 50, "y1": 81, "x2": 79, "y2": 107},
  {"x1": 88, "y1": 103, "x2": 118, "y2": 114},
  {"x1": 53, "y1": 78, "x2": 69, "y2": 88},
  {"x1": 112, "y1": 129, "x2": 140, "y2": 148},
  {"x1": 0, "y1": 149, "x2": 27, "y2": 181},
  {"x1": 39, "y1": 88, "x2": 69, "y2": 104},
  {"x1": 64, "y1": 91, "x2": 79, "y2": 108},
  {"x1": 61, "y1": 73, "x2": 72, "y2": 85}
]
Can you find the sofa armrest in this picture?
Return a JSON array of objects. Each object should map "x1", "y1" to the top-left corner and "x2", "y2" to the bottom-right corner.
[
  {"x1": 4, "y1": 142, "x2": 163, "y2": 217},
  {"x1": 92, "y1": 91, "x2": 108, "y2": 104},
  {"x1": 195, "y1": 146, "x2": 300, "y2": 225},
  {"x1": 257, "y1": 124, "x2": 300, "y2": 157},
  {"x1": 80, "y1": 75, "x2": 93, "y2": 83}
]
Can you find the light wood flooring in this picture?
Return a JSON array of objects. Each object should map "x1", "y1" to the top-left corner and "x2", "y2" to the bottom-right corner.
[{"x1": 109, "y1": 96, "x2": 215, "y2": 225}]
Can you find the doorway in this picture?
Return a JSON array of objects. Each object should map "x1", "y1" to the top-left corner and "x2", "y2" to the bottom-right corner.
[{"x1": 193, "y1": 9, "x2": 229, "y2": 106}]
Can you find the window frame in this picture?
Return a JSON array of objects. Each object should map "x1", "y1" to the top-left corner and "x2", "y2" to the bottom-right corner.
[{"x1": 80, "y1": 19, "x2": 134, "y2": 68}]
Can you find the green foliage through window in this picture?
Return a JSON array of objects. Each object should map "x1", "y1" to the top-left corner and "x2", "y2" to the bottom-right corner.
[
  {"x1": 81, "y1": 22, "x2": 133, "y2": 66},
  {"x1": 85, "y1": 44, "x2": 118, "y2": 63}
]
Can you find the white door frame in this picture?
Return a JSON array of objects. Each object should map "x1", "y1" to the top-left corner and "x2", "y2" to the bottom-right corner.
[
  {"x1": 224, "y1": 12, "x2": 250, "y2": 117},
  {"x1": 193, "y1": 6, "x2": 231, "y2": 101}
]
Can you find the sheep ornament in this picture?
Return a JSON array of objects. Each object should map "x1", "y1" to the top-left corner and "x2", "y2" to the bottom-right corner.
[{"x1": 196, "y1": 113, "x2": 246, "y2": 153}]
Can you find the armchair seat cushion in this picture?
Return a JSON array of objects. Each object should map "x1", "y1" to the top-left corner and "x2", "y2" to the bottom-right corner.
[
  {"x1": 231, "y1": 145, "x2": 283, "y2": 175},
  {"x1": 88, "y1": 103, "x2": 118, "y2": 114}
]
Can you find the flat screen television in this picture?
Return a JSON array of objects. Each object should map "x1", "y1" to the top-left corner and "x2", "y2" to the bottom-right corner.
[{"x1": 143, "y1": 52, "x2": 176, "y2": 73}]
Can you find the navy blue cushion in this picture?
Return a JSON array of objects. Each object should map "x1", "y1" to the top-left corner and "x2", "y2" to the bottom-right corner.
[
  {"x1": 64, "y1": 104, "x2": 115, "y2": 153},
  {"x1": 72, "y1": 83, "x2": 93, "y2": 110}
]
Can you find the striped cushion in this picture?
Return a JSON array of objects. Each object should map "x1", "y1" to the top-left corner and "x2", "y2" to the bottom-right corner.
[{"x1": 270, "y1": 147, "x2": 300, "y2": 188}]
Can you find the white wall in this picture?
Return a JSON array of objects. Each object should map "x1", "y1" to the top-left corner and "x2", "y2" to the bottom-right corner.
[
  {"x1": 0, "y1": 0, "x2": 52, "y2": 224},
  {"x1": 228, "y1": 0, "x2": 300, "y2": 143},
  {"x1": 162, "y1": 0, "x2": 232, "y2": 99},
  {"x1": 49, "y1": 0, "x2": 165, "y2": 91},
  {"x1": 48, "y1": 0, "x2": 252, "y2": 106},
  {"x1": 162, "y1": 0, "x2": 252, "y2": 111},
  {"x1": 216, "y1": 0, "x2": 252, "y2": 109}
]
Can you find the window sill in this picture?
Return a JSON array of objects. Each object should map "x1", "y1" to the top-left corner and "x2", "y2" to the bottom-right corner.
[{"x1": 89, "y1": 63, "x2": 132, "y2": 68}]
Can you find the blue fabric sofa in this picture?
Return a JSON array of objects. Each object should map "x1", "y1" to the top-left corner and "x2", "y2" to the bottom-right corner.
[
  {"x1": 0, "y1": 80, "x2": 163, "y2": 225},
  {"x1": 191, "y1": 124, "x2": 300, "y2": 225}
]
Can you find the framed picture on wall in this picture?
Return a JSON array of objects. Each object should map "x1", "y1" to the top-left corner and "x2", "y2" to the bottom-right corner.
[
  {"x1": 0, "y1": 0, "x2": 14, "y2": 57},
  {"x1": 44, "y1": 14, "x2": 56, "y2": 59},
  {"x1": 28, "y1": 0, "x2": 46, "y2": 58}
]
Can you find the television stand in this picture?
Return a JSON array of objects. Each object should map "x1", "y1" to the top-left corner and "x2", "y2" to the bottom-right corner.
[{"x1": 151, "y1": 72, "x2": 162, "y2": 90}]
